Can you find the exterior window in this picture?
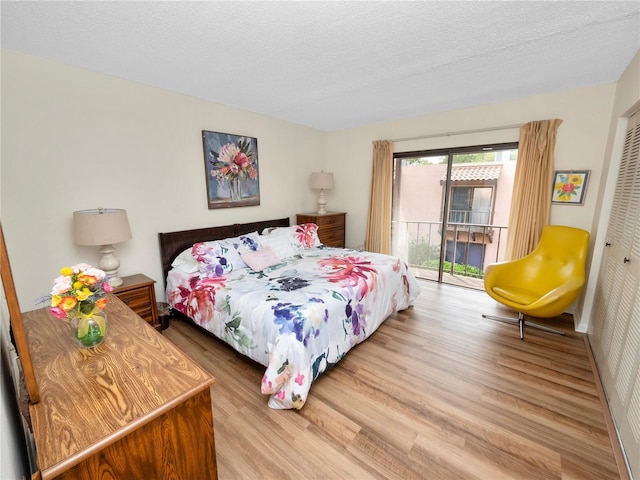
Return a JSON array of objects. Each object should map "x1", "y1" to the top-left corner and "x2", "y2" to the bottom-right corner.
[{"x1": 449, "y1": 187, "x2": 492, "y2": 224}]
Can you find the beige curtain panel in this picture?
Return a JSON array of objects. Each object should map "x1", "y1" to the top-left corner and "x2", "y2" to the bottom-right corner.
[
  {"x1": 365, "y1": 140, "x2": 394, "y2": 254},
  {"x1": 505, "y1": 119, "x2": 563, "y2": 260}
]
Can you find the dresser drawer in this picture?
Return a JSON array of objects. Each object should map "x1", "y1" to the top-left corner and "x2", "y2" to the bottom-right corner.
[
  {"x1": 113, "y1": 274, "x2": 159, "y2": 329},
  {"x1": 314, "y1": 214, "x2": 345, "y2": 228},
  {"x1": 132, "y1": 306, "x2": 154, "y2": 324},
  {"x1": 116, "y1": 287, "x2": 152, "y2": 311},
  {"x1": 297, "y1": 212, "x2": 346, "y2": 227},
  {"x1": 320, "y1": 228, "x2": 346, "y2": 247},
  {"x1": 117, "y1": 289, "x2": 155, "y2": 323}
]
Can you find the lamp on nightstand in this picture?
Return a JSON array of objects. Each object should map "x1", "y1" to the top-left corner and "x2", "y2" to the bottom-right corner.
[
  {"x1": 73, "y1": 208, "x2": 132, "y2": 287},
  {"x1": 310, "y1": 171, "x2": 334, "y2": 215}
]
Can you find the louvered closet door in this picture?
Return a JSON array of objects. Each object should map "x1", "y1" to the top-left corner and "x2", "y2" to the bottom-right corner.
[{"x1": 591, "y1": 110, "x2": 640, "y2": 477}]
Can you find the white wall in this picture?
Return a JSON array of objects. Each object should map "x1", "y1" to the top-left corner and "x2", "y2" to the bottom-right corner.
[{"x1": 1, "y1": 49, "x2": 327, "y2": 311}]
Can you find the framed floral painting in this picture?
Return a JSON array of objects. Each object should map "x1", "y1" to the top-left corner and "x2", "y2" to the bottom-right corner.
[
  {"x1": 551, "y1": 170, "x2": 590, "y2": 205},
  {"x1": 202, "y1": 130, "x2": 260, "y2": 209}
]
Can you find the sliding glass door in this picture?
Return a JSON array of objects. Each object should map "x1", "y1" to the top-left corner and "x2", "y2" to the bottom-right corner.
[{"x1": 391, "y1": 143, "x2": 517, "y2": 289}]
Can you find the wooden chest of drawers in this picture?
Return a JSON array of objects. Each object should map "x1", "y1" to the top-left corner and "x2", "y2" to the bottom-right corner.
[
  {"x1": 297, "y1": 212, "x2": 346, "y2": 248},
  {"x1": 113, "y1": 274, "x2": 159, "y2": 329},
  {"x1": 22, "y1": 295, "x2": 217, "y2": 480}
]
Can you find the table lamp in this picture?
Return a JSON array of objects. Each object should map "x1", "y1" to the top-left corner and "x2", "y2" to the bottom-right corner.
[
  {"x1": 310, "y1": 171, "x2": 334, "y2": 215},
  {"x1": 73, "y1": 208, "x2": 132, "y2": 287}
]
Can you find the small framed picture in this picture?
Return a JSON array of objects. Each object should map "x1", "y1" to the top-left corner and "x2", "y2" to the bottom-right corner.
[{"x1": 551, "y1": 170, "x2": 590, "y2": 205}]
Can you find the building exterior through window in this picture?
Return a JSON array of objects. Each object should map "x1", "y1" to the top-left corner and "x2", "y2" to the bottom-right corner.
[{"x1": 392, "y1": 143, "x2": 517, "y2": 289}]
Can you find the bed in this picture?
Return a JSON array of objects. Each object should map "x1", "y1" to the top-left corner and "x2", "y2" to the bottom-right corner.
[{"x1": 159, "y1": 218, "x2": 421, "y2": 409}]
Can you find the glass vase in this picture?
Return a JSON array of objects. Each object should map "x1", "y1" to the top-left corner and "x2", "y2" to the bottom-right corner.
[
  {"x1": 230, "y1": 177, "x2": 241, "y2": 201},
  {"x1": 70, "y1": 312, "x2": 107, "y2": 348}
]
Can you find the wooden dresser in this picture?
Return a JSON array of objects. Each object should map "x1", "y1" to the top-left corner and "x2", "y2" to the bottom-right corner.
[
  {"x1": 297, "y1": 212, "x2": 346, "y2": 248},
  {"x1": 22, "y1": 294, "x2": 217, "y2": 480}
]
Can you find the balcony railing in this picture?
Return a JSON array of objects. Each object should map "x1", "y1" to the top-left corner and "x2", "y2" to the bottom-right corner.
[
  {"x1": 392, "y1": 220, "x2": 508, "y2": 289},
  {"x1": 448, "y1": 208, "x2": 491, "y2": 225}
]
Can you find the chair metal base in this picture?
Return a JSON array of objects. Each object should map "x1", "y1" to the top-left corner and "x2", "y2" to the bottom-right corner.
[{"x1": 482, "y1": 311, "x2": 566, "y2": 340}]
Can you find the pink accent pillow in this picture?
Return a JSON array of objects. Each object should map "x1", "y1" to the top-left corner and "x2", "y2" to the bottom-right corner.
[{"x1": 241, "y1": 247, "x2": 281, "y2": 272}]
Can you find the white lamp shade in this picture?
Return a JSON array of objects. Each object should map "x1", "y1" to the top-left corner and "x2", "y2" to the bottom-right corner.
[
  {"x1": 310, "y1": 171, "x2": 334, "y2": 190},
  {"x1": 73, "y1": 209, "x2": 132, "y2": 246}
]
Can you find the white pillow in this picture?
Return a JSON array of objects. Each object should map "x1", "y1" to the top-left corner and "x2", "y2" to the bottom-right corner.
[
  {"x1": 171, "y1": 248, "x2": 198, "y2": 273},
  {"x1": 241, "y1": 247, "x2": 281, "y2": 271},
  {"x1": 259, "y1": 234, "x2": 297, "y2": 259},
  {"x1": 192, "y1": 241, "x2": 245, "y2": 277},
  {"x1": 220, "y1": 231, "x2": 261, "y2": 255},
  {"x1": 262, "y1": 224, "x2": 322, "y2": 249}
]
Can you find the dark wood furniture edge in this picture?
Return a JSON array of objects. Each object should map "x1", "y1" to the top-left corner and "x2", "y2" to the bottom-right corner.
[
  {"x1": 1, "y1": 223, "x2": 39, "y2": 403},
  {"x1": 158, "y1": 217, "x2": 290, "y2": 288}
]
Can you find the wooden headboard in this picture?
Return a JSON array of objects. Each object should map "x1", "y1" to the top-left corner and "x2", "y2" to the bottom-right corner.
[{"x1": 158, "y1": 217, "x2": 290, "y2": 285}]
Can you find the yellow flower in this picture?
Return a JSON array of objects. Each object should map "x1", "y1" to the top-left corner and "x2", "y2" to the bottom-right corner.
[
  {"x1": 75, "y1": 288, "x2": 93, "y2": 301},
  {"x1": 60, "y1": 266, "x2": 73, "y2": 276},
  {"x1": 51, "y1": 294, "x2": 62, "y2": 307},
  {"x1": 555, "y1": 182, "x2": 567, "y2": 191},
  {"x1": 568, "y1": 175, "x2": 583, "y2": 185}
]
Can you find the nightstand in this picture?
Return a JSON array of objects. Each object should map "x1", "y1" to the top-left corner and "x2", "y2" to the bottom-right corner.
[
  {"x1": 297, "y1": 212, "x2": 346, "y2": 248},
  {"x1": 113, "y1": 274, "x2": 160, "y2": 330}
]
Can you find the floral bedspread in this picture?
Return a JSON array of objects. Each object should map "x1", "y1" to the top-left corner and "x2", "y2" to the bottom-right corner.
[{"x1": 166, "y1": 247, "x2": 421, "y2": 409}]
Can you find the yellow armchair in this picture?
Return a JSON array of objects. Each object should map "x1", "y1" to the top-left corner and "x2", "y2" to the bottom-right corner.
[{"x1": 482, "y1": 225, "x2": 590, "y2": 339}]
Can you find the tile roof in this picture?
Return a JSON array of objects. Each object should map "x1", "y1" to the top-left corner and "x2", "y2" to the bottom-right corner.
[{"x1": 443, "y1": 163, "x2": 503, "y2": 182}]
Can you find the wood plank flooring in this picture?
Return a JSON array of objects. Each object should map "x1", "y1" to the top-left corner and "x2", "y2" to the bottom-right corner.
[{"x1": 162, "y1": 280, "x2": 622, "y2": 480}]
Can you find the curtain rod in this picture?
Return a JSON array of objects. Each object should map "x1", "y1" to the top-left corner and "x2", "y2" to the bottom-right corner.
[{"x1": 391, "y1": 123, "x2": 523, "y2": 143}]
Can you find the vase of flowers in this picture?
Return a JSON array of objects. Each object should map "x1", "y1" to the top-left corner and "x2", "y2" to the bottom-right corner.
[
  {"x1": 69, "y1": 311, "x2": 108, "y2": 347},
  {"x1": 47, "y1": 263, "x2": 112, "y2": 348}
]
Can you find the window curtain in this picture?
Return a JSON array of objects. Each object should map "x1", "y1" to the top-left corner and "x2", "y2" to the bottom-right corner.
[
  {"x1": 365, "y1": 140, "x2": 393, "y2": 254},
  {"x1": 505, "y1": 119, "x2": 563, "y2": 260}
]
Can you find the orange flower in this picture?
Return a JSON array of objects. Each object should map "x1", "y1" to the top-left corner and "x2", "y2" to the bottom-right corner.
[
  {"x1": 59, "y1": 296, "x2": 78, "y2": 312},
  {"x1": 78, "y1": 273, "x2": 99, "y2": 286}
]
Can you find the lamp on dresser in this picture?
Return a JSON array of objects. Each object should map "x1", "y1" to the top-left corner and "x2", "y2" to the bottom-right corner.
[
  {"x1": 73, "y1": 208, "x2": 132, "y2": 287},
  {"x1": 310, "y1": 171, "x2": 334, "y2": 215}
]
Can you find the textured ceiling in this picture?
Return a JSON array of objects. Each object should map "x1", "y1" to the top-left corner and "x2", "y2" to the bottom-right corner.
[{"x1": 2, "y1": 1, "x2": 639, "y2": 131}]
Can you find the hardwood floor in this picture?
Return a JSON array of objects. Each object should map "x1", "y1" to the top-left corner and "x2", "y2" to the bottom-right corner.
[{"x1": 163, "y1": 280, "x2": 623, "y2": 480}]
